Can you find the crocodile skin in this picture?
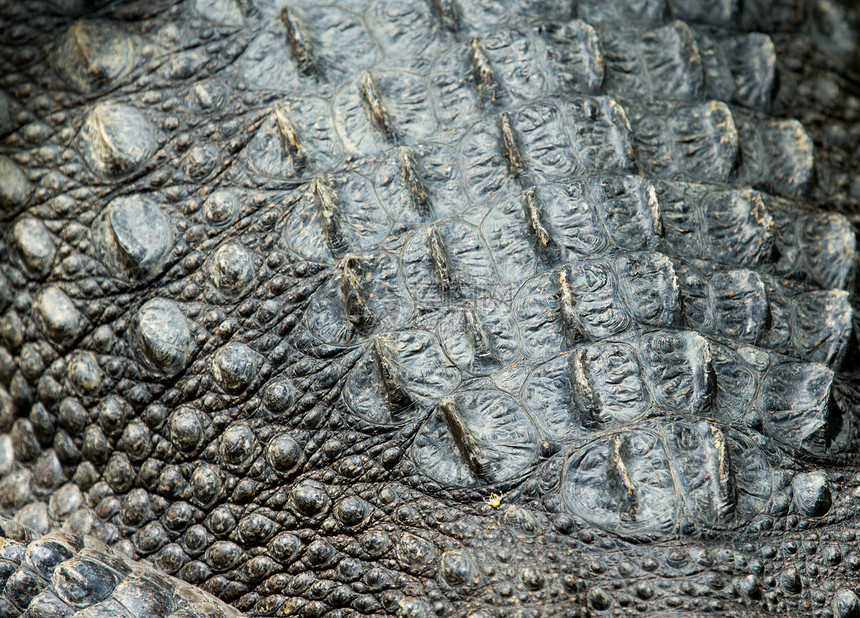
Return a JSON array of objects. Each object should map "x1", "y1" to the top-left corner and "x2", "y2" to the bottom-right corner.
[{"x1": 1, "y1": 0, "x2": 860, "y2": 616}]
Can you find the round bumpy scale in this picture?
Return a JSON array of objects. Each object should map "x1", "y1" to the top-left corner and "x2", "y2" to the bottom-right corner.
[
  {"x1": 79, "y1": 102, "x2": 156, "y2": 178},
  {"x1": 0, "y1": 156, "x2": 31, "y2": 212},
  {"x1": 11, "y1": 218, "x2": 55, "y2": 278},
  {"x1": 209, "y1": 243, "x2": 255, "y2": 296},
  {"x1": 202, "y1": 189, "x2": 239, "y2": 226},
  {"x1": 33, "y1": 286, "x2": 81, "y2": 346},
  {"x1": 211, "y1": 343, "x2": 259, "y2": 394},
  {"x1": 53, "y1": 20, "x2": 136, "y2": 92},
  {"x1": 290, "y1": 480, "x2": 330, "y2": 518},
  {"x1": 92, "y1": 195, "x2": 173, "y2": 280},
  {"x1": 262, "y1": 377, "x2": 296, "y2": 415},
  {"x1": 168, "y1": 407, "x2": 204, "y2": 454},
  {"x1": 131, "y1": 298, "x2": 193, "y2": 377},
  {"x1": 265, "y1": 433, "x2": 302, "y2": 476},
  {"x1": 219, "y1": 423, "x2": 258, "y2": 470},
  {"x1": 833, "y1": 589, "x2": 860, "y2": 618}
]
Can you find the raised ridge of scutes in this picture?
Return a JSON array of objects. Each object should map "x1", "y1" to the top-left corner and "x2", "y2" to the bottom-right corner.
[
  {"x1": 562, "y1": 419, "x2": 770, "y2": 539},
  {"x1": 766, "y1": 196, "x2": 858, "y2": 290},
  {"x1": 656, "y1": 183, "x2": 774, "y2": 267},
  {"x1": 601, "y1": 21, "x2": 704, "y2": 101},
  {"x1": 675, "y1": 260, "x2": 853, "y2": 367},
  {"x1": 513, "y1": 252, "x2": 680, "y2": 359},
  {"x1": 628, "y1": 99, "x2": 739, "y2": 183}
]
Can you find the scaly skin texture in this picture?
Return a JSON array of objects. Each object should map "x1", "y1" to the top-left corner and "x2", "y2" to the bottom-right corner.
[{"x1": 2, "y1": 0, "x2": 860, "y2": 616}]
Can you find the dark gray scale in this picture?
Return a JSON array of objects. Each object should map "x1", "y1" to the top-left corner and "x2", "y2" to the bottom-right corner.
[
  {"x1": 0, "y1": 157, "x2": 32, "y2": 215},
  {"x1": 342, "y1": 331, "x2": 460, "y2": 424},
  {"x1": 782, "y1": 289, "x2": 852, "y2": 368},
  {"x1": 589, "y1": 176, "x2": 662, "y2": 252},
  {"x1": 129, "y1": 299, "x2": 194, "y2": 378},
  {"x1": 281, "y1": 175, "x2": 391, "y2": 262},
  {"x1": 512, "y1": 252, "x2": 680, "y2": 359},
  {"x1": 704, "y1": 339, "x2": 848, "y2": 456},
  {"x1": 401, "y1": 222, "x2": 496, "y2": 304},
  {"x1": 10, "y1": 218, "x2": 56, "y2": 280},
  {"x1": 561, "y1": 97, "x2": 638, "y2": 174},
  {"x1": 539, "y1": 20, "x2": 605, "y2": 96},
  {"x1": 569, "y1": 330, "x2": 713, "y2": 423},
  {"x1": 664, "y1": 420, "x2": 772, "y2": 529},
  {"x1": 78, "y1": 102, "x2": 159, "y2": 180},
  {"x1": 655, "y1": 182, "x2": 774, "y2": 268},
  {"x1": 429, "y1": 22, "x2": 603, "y2": 137},
  {"x1": 675, "y1": 262, "x2": 771, "y2": 345},
  {"x1": 458, "y1": 117, "x2": 521, "y2": 207},
  {"x1": 244, "y1": 98, "x2": 341, "y2": 180},
  {"x1": 760, "y1": 361, "x2": 844, "y2": 457},
  {"x1": 667, "y1": 0, "x2": 735, "y2": 25},
  {"x1": 481, "y1": 187, "x2": 570, "y2": 283},
  {"x1": 636, "y1": 330, "x2": 715, "y2": 415},
  {"x1": 562, "y1": 418, "x2": 772, "y2": 538},
  {"x1": 365, "y1": 0, "x2": 444, "y2": 66},
  {"x1": 509, "y1": 102, "x2": 579, "y2": 180},
  {"x1": 732, "y1": 112, "x2": 814, "y2": 198},
  {"x1": 483, "y1": 178, "x2": 661, "y2": 282},
  {"x1": 211, "y1": 343, "x2": 263, "y2": 396},
  {"x1": 411, "y1": 391, "x2": 538, "y2": 487},
  {"x1": 303, "y1": 251, "x2": 412, "y2": 346},
  {"x1": 577, "y1": 0, "x2": 668, "y2": 26},
  {"x1": 600, "y1": 21, "x2": 705, "y2": 101},
  {"x1": 614, "y1": 252, "x2": 681, "y2": 327},
  {"x1": 558, "y1": 327, "x2": 848, "y2": 454},
  {"x1": 3, "y1": 0, "x2": 860, "y2": 615},
  {"x1": 568, "y1": 342, "x2": 651, "y2": 428},
  {"x1": 476, "y1": 28, "x2": 550, "y2": 104},
  {"x1": 91, "y1": 195, "x2": 173, "y2": 282},
  {"x1": 208, "y1": 241, "x2": 256, "y2": 299},
  {"x1": 436, "y1": 301, "x2": 521, "y2": 375},
  {"x1": 334, "y1": 69, "x2": 436, "y2": 155},
  {"x1": 562, "y1": 427, "x2": 678, "y2": 539},
  {"x1": 51, "y1": 20, "x2": 138, "y2": 93},
  {"x1": 695, "y1": 31, "x2": 777, "y2": 110},
  {"x1": 241, "y1": 4, "x2": 379, "y2": 90},
  {"x1": 626, "y1": 99, "x2": 739, "y2": 183},
  {"x1": 675, "y1": 259, "x2": 853, "y2": 367},
  {"x1": 765, "y1": 195, "x2": 857, "y2": 290},
  {"x1": 33, "y1": 286, "x2": 82, "y2": 349},
  {"x1": 372, "y1": 337, "x2": 419, "y2": 412},
  {"x1": 372, "y1": 143, "x2": 464, "y2": 221},
  {"x1": 520, "y1": 353, "x2": 582, "y2": 441}
]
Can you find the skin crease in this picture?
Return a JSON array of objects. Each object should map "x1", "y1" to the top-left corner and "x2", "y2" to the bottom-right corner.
[{"x1": 1, "y1": 0, "x2": 860, "y2": 617}]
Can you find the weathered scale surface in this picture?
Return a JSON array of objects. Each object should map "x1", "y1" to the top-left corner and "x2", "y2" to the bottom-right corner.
[{"x1": 1, "y1": 0, "x2": 860, "y2": 616}]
